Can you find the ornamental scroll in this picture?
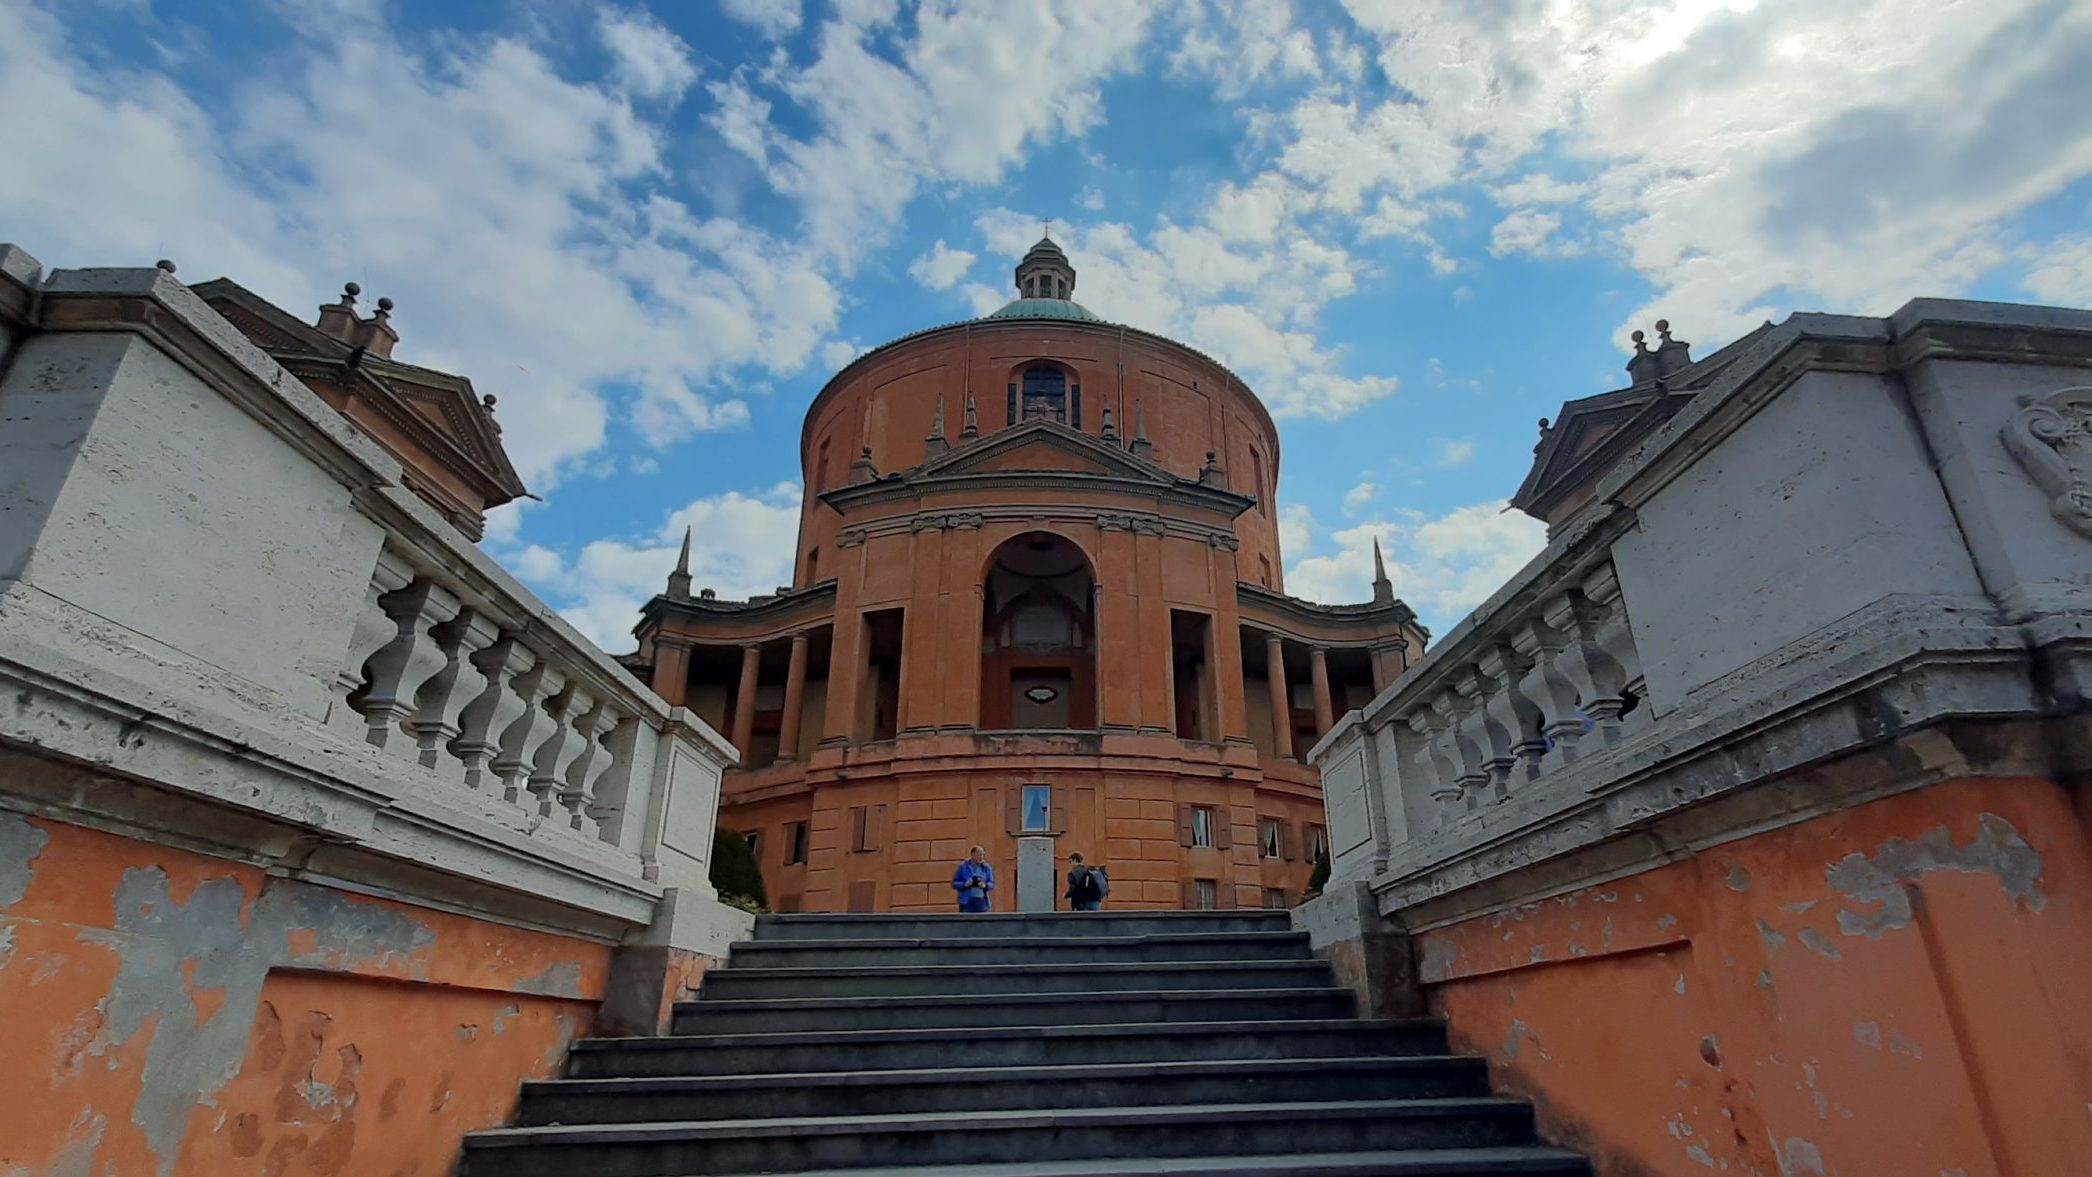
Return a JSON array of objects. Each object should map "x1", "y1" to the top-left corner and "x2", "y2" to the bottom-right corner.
[{"x1": 2002, "y1": 386, "x2": 2092, "y2": 541}]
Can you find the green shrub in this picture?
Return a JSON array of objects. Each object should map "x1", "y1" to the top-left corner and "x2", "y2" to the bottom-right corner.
[
  {"x1": 710, "y1": 827, "x2": 768, "y2": 907},
  {"x1": 1305, "y1": 843, "x2": 1331, "y2": 897}
]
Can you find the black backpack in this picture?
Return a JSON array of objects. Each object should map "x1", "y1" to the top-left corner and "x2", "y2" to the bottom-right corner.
[{"x1": 1073, "y1": 864, "x2": 1108, "y2": 902}]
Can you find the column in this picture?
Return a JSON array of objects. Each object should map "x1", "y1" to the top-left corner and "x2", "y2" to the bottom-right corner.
[
  {"x1": 777, "y1": 632, "x2": 809, "y2": 761},
  {"x1": 649, "y1": 637, "x2": 692, "y2": 708},
  {"x1": 1264, "y1": 633, "x2": 1294, "y2": 760},
  {"x1": 731, "y1": 642, "x2": 761, "y2": 756},
  {"x1": 1309, "y1": 645, "x2": 1334, "y2": 738}
]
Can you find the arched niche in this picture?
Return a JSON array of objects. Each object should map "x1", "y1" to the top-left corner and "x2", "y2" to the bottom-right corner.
[{"x1": 979, "y1": 531, "x2": 1097, "y2": 730}]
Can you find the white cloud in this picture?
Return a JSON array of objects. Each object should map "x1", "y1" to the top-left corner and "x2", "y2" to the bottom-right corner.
[
  {"x1": 1343, "y1": 480, "x2": 1379, "y2": 513},
  {"x1": 820, "y1": 339, "x2": 862, "y2": 370},
  {"x1": 720, "y1": 0, "x2": 804, "y2": 40},
  {"x1": 908, "y1": 240, "x2": 977, "y2": 290},
  {"x1": 1166, "y1": 0, "x2": 1321, "y2": 100},
  {"x1": 1432, "y1": 439, "x2": 1477, "y2": 468},
  {"x1": 1290, "y1": 0, "x2": 2092, "y2": 346},
  {"x1": 2023, "y1": 232, "x2": 2092, "y2": 306},
  {"x1": 1284, "y1": 500, "x2": 1546, "y2": 628},
  {"x1": 502, "y1": 482, "x2": 804, "y2": 647},
  {"x1": 1079, "y1": 185, "x2": 1107, "y2": 211},
  {"x1": 710, "y1": 1, "x2": 1162, "y2": 265},
  {"x1": 595, "y1": 8, "x2": 698, "y2": 100},
  {"x1": 1489, "y1": 209, "x2": 1583, "y2": 259},
  {"x1": 0, "y1": 2, "x2": 839, "y2": 488}
]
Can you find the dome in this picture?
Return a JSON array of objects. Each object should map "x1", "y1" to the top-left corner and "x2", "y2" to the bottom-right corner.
[{"x1": 983, "y1": 297, "x2": 1103, "y2": 323}]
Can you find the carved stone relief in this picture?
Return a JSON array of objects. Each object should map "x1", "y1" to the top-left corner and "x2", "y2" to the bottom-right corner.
[{"x1": 2003, "y1": 385, "x2": 2092, "y2": 540}]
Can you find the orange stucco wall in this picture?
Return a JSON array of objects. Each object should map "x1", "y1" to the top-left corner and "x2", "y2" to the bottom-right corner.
[
  {"x1": 1415, "y1": 777, "x2": 2092, "y2": 1176},
  {"x1": 0, "y1": 812, "x2": 614, "y2": 1177}
]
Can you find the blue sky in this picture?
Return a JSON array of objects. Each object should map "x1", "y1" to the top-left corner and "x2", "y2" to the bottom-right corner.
[{"x1": 5, "y1": 0, "x2": 2089, "y2": 646}]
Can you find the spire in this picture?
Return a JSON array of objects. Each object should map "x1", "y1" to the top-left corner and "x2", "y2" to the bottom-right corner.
[
  {"x1": 1128, "y1": 399, "x2": 1153, "y2": 460},
  {"x1": 925, "y1": 393, "x2": 950, "y2": 458},
  {"x1": 666, "y1": 526, "x2": 693, "y2": 599},
  {"x1": 960, "y1": 391, "x2": 980, "y2": 441},
  {"x1": 1013, "y1": 233, "x2": 1076, "y2": 301},
  {"x1": 1371, "y1": 537, "x2": 1394, "y2": 605}
]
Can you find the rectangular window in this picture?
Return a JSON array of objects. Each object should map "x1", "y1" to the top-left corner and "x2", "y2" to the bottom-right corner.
[
  {"x1": 1070, "y1": 384, "x2": 1081, "y2": 430},
  {"x1": 1191, "y1": 806, "x2": 1214, "y2": 849},
  {"x1": 806, "y1": 547, "x2": 819, "y2": 583},
  {"x1": 787, "y1": 821, "x2": 809, "y2": 865},
  {"x1": 1308, "y1": 824, "x2": 1328, "y2": 863},
  {"x1": 743, "y1": 830, "x2": 762, "y2": 862},
  {"x1": 1192, "y1": 879, "x2": 1217, "y2": 910},
  {"x1": 1250, "y1": 446, "x2": 1266, "y2": 513},
  {"x1": 861, "y1": 608, "x2": 905, "y2": 741},
  {"x1": 1007, "y1": 383, "x2": 1017, "y2": 426},
  {"x1": 1259, "y1": 818, "x2": 1282, "y2": 859},
  {"x1": 1264, "y1": 887, "x2": 1288, "y2": 910},
  {"x1": 850, "y1": 806, "x2": 884, "y2": 853},
  {"x1": 1021, "y1": 784, "x2": 1052, "y2": 832}
]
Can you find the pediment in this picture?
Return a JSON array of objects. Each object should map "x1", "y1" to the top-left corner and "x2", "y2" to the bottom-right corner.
[{"x1": 912, "y1": 419, "x2": 1175, "y2": 485}]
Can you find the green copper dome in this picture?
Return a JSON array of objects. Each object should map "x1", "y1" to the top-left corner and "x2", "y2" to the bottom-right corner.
[{"x1": 983, "y1": 297, "x2": 1103, "y2": 322}]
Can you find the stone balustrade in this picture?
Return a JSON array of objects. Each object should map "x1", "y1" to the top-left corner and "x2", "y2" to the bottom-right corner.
[
  {"x1": 0, "y1": 253, "x2": 742, "y2": 953},
  {"x1": 1312, "y1": 299, "x2": 2092, "y2": 926}
]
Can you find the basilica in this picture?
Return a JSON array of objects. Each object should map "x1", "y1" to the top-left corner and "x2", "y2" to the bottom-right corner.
[{"x1": 629, "y1": 237, "x2": 1425, "y2": 912}]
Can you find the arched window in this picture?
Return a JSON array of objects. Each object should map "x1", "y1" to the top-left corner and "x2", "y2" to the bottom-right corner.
[{"x1": 1020, "y1": 364, "x2": 1066, "y2": 423}]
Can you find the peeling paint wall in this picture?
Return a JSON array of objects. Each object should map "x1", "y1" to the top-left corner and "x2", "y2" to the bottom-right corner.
[
  {"x1": 0, "y1": 812, "x2": 611, "y2": 1177},
  {"x1": 1416, "y1": 778, "x2": 2092, "y2": 1176}
]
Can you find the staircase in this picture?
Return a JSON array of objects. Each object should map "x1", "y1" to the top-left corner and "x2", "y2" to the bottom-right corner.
[{"x1": 460, "y1": 910, "x2": 1590, "y2": 1176}]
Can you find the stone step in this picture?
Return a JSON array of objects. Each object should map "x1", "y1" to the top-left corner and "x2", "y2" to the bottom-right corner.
[
  {"x1": 726, "y1": 930, "x2": 1314, "y2": 968},
  {"x1": 670, "y1": 987, "x2": 1357, "y2": 1034},
  {"x1": 519, "y1": 1056, "x2": 1492, "y2": 1124},
  {"x1": 460, "y1": 1098, "x2": 1544, "y2": 1177},
  {"x1": 776, "y1": 1147, "x2": 1594, "y2": 1176},
  {"x1": 696, "y1": 959, "x2": 1334, "y2": 1000},
  {"x1": 753, "y1": 910, "x2": 1293, "y2": 941},
  {"x1": 564, "y1": 1019, "x2": 1455, "y2": 1078}
]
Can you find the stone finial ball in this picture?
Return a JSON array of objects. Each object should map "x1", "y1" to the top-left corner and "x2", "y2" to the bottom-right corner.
[
  {"x1": 1655, "y1": 318, "x2": 1670, "y2": 333},
  {"x1": 1631, "y1": 329, "x2": 1645, "y2": 343},
  {"x1": 155, "y1": 259, "x2": 177, "y2": 274},
  {"x1": 376, "y1": 297, "x2": 394, "y2": 312},
  {"x1": 344, "y1": 281, "x2": 361, "y2": 297}
]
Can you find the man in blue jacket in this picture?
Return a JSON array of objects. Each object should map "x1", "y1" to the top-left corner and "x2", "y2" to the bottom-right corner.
[{"x1": 951, "y1": 845, "x2": 996, "y2": 912}]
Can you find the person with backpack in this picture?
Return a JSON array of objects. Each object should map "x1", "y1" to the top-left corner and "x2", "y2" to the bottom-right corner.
[{"x1": 1064, "y1": 852, "x2": 1108, "y2": 911}]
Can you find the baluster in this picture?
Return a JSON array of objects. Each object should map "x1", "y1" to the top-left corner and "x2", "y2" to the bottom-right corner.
[
  {"x1": 1511, "y1": 617, "x2": 1587, "y2": 773},
  {"x1": 1434, "y1": 690, "x2": 1489, "y2": 810},
  {"x1": 1454, "y1": 665, "x2": 1515, "y2": 803},
  {"x1": 451, "y1": 639, "x2": 535, "y2": 791},
  {"x1": 329, "y1": 552, "x2": 413, "y2": 735},
  {"x1": 492, "y1": 663, "x2": 566, "y2": 808},
  {"x1": 1478, "y1": 641, "x2": 1546, "y2": 786},
  {"x1": 409, "y1": 610, "x2": 499, "y2": 781},
  {"x1": 563, "y1": 699, "x2": 622, "y2": 836},
  {"x1": 359, "y1": 580, "x2": 462, "y2": 756},
  {"x1": 530, "y1": 684, "x2": 594, "y2": 822},
  {"x1": 1582, "y1": 565, "x2": 1652, "y2": 733},
  {"x1": 1408, "y1": 708, "x2": 1464, "y2": 827},
  {"x1": 1542, "y1": 591, "x2": 1630, "y2": 746}
]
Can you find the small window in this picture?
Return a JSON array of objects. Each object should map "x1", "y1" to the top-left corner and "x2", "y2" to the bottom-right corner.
[
  {"x1": 850, "y1": 806, "x2": 883, "y2": 852},
  {"x1": 743, "y1": 830, "x2": 762, "y2": 862},
  {"x1": 787, "y1": 821, "x2": 809, "y2": 865},
  {"x1": 1264, "y1": 887, "x2": 1288, "y2": 910},
  {"x1": 1258, "y1": 555, "x2": 1272, "y2": 587},
  {"x1": 1308, "y1": 824, "x2": 1328, "y2": 862},
  {"x1": 1192, "y1": 879, "x2": 1218, "y2": 910},
  {"x1": 1021, "y1": 784, "x2": 1052, "y2": 832},
  {"x1": 1020, "y1": 365, "x2": 1067, "y2": 423},
  {"x1": 806, "y1": 547, "x2": 820, "y2": 583},
  {"x1": 1259, "y1": 818, "x2": 1282, "y2": 859},
  {"x1": 1191, "y1": 806, "x2": 1214, "y2": 849}
]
